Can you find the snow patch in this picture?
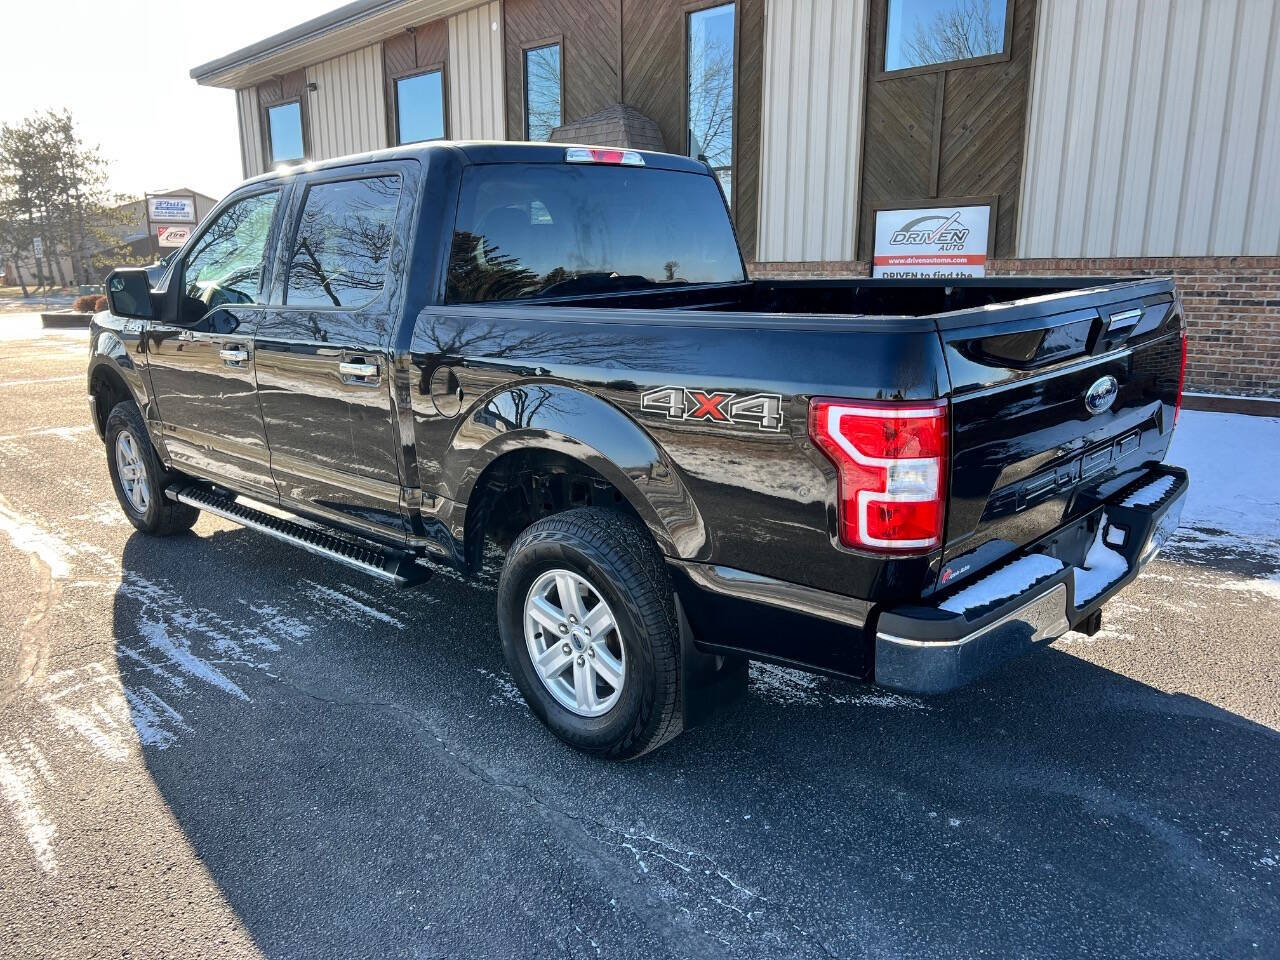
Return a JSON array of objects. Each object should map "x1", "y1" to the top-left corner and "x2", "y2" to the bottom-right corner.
[
  {"x1": 304, "y1": 581, "x2": 406, "y2": 628},
  {"x1": 1073, "y1": 520, "x2": 1130, "y2": 605},
  {"x1": 1120, "y1": 474, "x2": 1176, "y2": 508},
  {"x1": 0, "y1": 499, "x2": 76, "y2": 578},
  {"x1": 0, "y1": 745, "x2": 58, "y2": 874},
  {"x1": 750, "y1": 662, "x2": 927, "y2": 710},
  {"x1": 476, "y1": 668, "x2": 525, "y2": 706},
  {"x1": 938, "y1": 554, "x2": 1064, "y2": 615},
  {"x1": 1165, "y1": 411, "x2": 1280, "y2": 565}
]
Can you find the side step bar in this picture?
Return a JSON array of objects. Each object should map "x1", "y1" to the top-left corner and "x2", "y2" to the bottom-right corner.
[{"x1": 166, "y1": 484, "x2": 431, "y2": 588}]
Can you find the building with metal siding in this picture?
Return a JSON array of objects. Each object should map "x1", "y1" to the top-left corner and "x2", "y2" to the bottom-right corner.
[{"x1": 192, "y1": 0, "x2": 1280, "y2": 398}]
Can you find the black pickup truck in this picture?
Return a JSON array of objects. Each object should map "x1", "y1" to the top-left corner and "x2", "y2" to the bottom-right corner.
[{"x1": 90, "y1": 141, "x2": 1189, "y2": 758}]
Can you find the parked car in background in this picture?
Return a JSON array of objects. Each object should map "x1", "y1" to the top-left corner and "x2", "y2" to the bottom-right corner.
[{"x1": 88, "y1": 141, "x2": 1189, "y2": 758}]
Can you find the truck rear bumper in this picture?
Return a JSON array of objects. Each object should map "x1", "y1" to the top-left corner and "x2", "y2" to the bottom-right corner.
[{"x1": 875, "y1": 465, "x2": 1188, "y2": 694}]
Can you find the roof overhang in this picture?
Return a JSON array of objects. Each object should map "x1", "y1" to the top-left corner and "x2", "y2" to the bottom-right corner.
[{"x1": 191, "y1": 0, "x2": 480, "y2": 88}]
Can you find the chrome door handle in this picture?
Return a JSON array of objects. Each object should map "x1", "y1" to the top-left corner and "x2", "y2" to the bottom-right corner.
[
  {"x1": 338, "y1": 361, "x2": 379, "y2": 381},
  {"x1": 219, "y1": 347, "x2": 249, "y2": 364}
]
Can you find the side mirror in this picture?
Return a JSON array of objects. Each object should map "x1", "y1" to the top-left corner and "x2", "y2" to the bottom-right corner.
[{"x1": 106, "y1": 268, "x2": 155, "y2": 321}]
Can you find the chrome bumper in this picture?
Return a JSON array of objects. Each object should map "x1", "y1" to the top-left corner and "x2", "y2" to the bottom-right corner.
[{"x1": 875, "y1": 466, "x2": 1188, "y2": 695}]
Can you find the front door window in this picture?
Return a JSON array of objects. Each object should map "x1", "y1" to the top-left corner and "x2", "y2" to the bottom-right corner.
[{"x1": 178, "y1": 191, "x2": 280, "y2": 326}]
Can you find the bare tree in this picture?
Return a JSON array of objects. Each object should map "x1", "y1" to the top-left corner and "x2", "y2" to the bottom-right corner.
[{"x1": 903, "y1": 0, "x2": 1004, "y2": 68}]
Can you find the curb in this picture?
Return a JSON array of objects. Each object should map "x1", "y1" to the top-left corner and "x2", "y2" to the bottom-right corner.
[
  {"x1": 40, "y1": 312, "x2": 93, "y2": 329},
  {"x1": 1183, "y1": 392, "x2": 1280, "y2": 418}
]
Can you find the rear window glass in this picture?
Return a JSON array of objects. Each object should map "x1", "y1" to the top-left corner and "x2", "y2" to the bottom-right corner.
[{"x1": 446, "y1": 163, "x2": 744, "y2": 304}]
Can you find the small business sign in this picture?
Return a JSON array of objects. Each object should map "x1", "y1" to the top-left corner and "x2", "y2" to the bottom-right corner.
[
  {"x1": 872, "y1": 204, "x2": 991, "y2": 278},
  {"x1": 148, "y1": 196, "x2": 196, "y2": 222},
  {"x1": 157, "y1": 225, "x2": 191, "y2": 248}
]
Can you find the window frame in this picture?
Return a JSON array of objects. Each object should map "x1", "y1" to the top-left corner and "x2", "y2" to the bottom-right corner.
[
  {"x1": 875, "y1": 0, "x2": 1015, "y2": 80},
  {"x1": 265, "y1": 98, "x2": 307, "y2": 166},
  {"x1": 172, "y1": 185, "x2": 287, "y2": 327},
  {"x1": 521, "y1": 37, "x2": 564, "y2": 142},
  {"x1": 682, "y1": 1, "x2": 738, "y2": 208},
  {"x1": 276, "y1": 169, "x2": 406, "y2": 313},
  {"x1": 392, "y1": 64, "x2": 449, "y2": 145}
]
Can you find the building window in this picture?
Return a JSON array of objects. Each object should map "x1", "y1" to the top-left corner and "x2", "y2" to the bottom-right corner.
[
  {"x1": 687, "y1": 3, "x2": 735, "y2": 208},
  {"x1": 267, "y1": 101, "x2": 304, "y2": 164},
  {"x1": 285, "y1": 176, "x2": 403, "y2": 308},
  {"x1": 523, "y1": 42, "x2": 562, "y2": 141},
  {"x1": 395, "y1": 70, "x2": 446, "y2": 144},
  {"x1": 884, "y1": 0, "x2": 1009, "y2": 72}
]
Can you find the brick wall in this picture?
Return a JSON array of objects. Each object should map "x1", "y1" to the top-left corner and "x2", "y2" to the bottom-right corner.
[{"x1": 748, "y1": 257, "x2": 1280, "y2": 398}]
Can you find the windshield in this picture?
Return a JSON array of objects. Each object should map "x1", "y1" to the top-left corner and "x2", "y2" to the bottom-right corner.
[{"x1": 446, "y1": 162, "x2": 745, "y2": 303}]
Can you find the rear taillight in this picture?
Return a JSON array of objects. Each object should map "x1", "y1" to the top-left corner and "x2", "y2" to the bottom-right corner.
[
  {"x1": 564, "y1": 147, "x2": 645, "y2": 166},
  {"x1": 808, "y1": 398, "x2": 948, "y2": 553},
  {"x1": 1174, "y1": 333, "x2": 1188, "y2": 425}
]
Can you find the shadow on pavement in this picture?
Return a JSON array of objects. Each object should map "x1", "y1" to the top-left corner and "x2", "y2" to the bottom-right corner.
[{"x1": 113, "y1": 528, "x2": 1280, "y2": 960}]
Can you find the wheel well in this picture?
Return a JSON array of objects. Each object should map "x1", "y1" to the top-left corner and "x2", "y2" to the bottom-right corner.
[
  {"x1": 89, "y1": 365, "x2": 130, "y2": 436},
  {"x1": 463, "y1": 449, "x2": 644, "y2": 572}
]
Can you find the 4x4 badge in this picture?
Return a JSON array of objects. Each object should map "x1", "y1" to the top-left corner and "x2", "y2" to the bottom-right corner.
[{"x1": 641, "y1": 386, "x2": 783, "y2": 432}]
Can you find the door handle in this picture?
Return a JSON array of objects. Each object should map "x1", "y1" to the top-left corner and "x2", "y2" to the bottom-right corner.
[
  {"x1": 339, "y1": 360, "x2": 379, "y2": 382},
  {"x1": 220, "y1": 347, "x2": 249, "y2": 364}
]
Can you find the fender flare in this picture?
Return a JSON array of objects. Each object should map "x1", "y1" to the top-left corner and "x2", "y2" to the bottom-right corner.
[
  {"x1": 442, "y1": 383, "x2": 707, "y2": 560},
  {"x1": 87, "y1": 334, "x2": 149, "y2": 437}
]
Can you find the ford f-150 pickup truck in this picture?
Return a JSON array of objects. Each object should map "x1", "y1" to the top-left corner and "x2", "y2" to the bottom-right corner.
[{"x1": 90, "y1": 141, "x2": 1189, "y2": 758}]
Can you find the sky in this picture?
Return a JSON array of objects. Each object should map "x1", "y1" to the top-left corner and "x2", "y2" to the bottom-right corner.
[{"x1": 0, "y1": 0, "x2": 333, "y2": 203}]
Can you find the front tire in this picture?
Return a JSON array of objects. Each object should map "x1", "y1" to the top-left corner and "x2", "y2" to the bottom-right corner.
[
  {"x1": 105, "y1": 401, "x2": 198, "y2": 535},
  {"x1": 497, "y1": 507, "x2": 683, "y2": 759}
]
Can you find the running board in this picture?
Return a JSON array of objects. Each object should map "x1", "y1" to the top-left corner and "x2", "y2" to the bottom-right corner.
[{"x1": 166, "y1": 484, "x2": 430, "y2": 588}]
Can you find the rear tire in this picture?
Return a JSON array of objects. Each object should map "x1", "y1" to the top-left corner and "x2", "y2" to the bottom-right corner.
[
  {"x1": 105, "y1": 401, "x2": 199, "y2": 536},
  {"x1": 497, "y1": 507, "x2": 683, "y2": 759}
]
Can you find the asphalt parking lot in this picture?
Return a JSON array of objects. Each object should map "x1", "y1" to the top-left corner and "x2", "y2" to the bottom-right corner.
[{"x1": 2, "y1": 315, "x2": 1278, "y2": 959}]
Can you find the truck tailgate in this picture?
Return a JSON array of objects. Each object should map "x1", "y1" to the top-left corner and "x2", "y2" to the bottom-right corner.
[{"x1": 936, "y1": 280, "x2": 1186, "y2": 590}]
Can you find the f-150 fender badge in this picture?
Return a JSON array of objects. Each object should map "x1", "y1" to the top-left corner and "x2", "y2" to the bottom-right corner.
[{"x1": 640, "y1": 386, "x2": 783, "y2": 432}]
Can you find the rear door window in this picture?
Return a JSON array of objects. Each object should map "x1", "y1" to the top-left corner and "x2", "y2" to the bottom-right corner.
[
  {"x1": 284, "y1": 175, "x2": 402, "y2": 308},
  {"x1": 446, "y1": 163, "x2": 744, "y2": 304}
]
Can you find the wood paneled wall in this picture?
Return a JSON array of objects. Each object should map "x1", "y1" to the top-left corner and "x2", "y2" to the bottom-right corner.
[
  {"x1": 857, "y1": 0, "x2": 1036, "y2": 260},
  {"x1": 620, "y1": 0, "x2": 763, "y2": 257},
  {"x1": 503, "y1": 0, "x2": 621, "y2": 141},
  {"x1": 384, "y1": 19, "x2": 450, "y2": 140}
]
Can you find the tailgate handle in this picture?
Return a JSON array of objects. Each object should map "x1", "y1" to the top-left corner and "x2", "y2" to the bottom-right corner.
[{"x1": 1106, "y1": 308, "x2": 1142, "y2": 332}]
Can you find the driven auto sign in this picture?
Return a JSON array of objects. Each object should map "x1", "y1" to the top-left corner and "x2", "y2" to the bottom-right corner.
[{"x1": 873, "y1": 204, "x2": 991, "y2": 278}]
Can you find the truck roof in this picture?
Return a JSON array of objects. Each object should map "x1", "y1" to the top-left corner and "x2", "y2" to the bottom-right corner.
[{"x1": 239, "y1": 140, "x2": 710, "y2": 189}]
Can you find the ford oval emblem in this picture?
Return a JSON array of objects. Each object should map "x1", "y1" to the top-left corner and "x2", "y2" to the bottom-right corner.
[{"x1": 1084, "y1": 375, "x2": 1119, "y2": 415}]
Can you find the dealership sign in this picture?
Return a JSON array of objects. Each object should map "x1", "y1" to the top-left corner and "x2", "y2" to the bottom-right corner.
[
  {"x1": 157, "y1": 225, "x2": 191, "y2": 248},
  {"x1": 148, "y1": 196, "x2": 196, "y2": 222},
  {"x1": 872, "y1": 204, "x2": 991, "y2": 278}
]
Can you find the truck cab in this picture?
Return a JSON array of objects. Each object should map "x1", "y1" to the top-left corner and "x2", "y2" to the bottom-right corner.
[{"x1": 89, "y1": 141, "x2": 1188, "y2": 758}]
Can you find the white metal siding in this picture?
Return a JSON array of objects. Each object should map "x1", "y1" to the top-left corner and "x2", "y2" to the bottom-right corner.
[
  {"x1": 1019, "y1": 0, "x2": 1280, "y2": 257},
  {"x1": 236, "y1": 86, "x2": 265, "y2": 179},
  {"x1": 448, "y1": 1, "x2": 505, "y2": 140},
  {"x1": 756, "y1": 0, "x2": 868, "y2": 262},
  {"x1": 305, "y1": 43, "x2": 388, "y2": 160}
]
